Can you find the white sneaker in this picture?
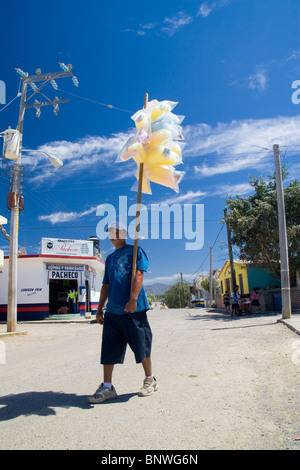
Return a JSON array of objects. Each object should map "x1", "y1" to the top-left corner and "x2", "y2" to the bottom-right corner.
[
  {"x1": 88, "y1": 384, "x2": 117, "y2": 404},
  {"x1": 138, "y1": 376, "x2": 158, "y2": 397}
]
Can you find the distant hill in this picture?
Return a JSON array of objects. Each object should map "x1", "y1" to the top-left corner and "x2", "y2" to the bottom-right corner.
[{"x1": 144, "y1": 283, "x2": 168, "y2": 295}]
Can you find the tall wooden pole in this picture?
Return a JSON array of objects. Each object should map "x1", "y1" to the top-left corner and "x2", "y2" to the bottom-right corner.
[
  {"x1": 7, "y1": 78, "x2": 27, "y2": 332},
  {"x1": 131, "y1": 93, "x2": 148, "y2": 293},
  {"x1": 224, "y1": 208, "x2": 236, "y2": 294},
  {"x1": 273, "y1": 144, "x2": 291, "y2": 319}
]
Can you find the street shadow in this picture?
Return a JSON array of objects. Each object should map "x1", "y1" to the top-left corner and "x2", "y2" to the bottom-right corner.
[
  {"x1": 102, "y1": 392, "x2": 138, "y2": 405},
  {"x1": 185, "y1": 311, "x2": 235, "y2": 322},
  {"x1": 0, "y1": 391, "x2": 92, "y2": 422},
  {"x1": 210, "y1": 321, "x2": 278, "y2": 331},
  {"x1": 186, "y1": 310, "x2": 281, "y2": 321},
  {"x1": 0, "y1": 390, "x2": 138, "y2": 421}
]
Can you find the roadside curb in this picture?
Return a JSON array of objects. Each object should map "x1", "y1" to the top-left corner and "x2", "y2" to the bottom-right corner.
[
  {"x1": 278, "y1": 318, "x2": 300, "y2": 337},
  {"x1": 0, "y1": 331, "x2": 28, "y2": 338}
]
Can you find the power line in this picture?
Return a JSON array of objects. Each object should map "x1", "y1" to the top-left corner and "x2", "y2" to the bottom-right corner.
[
  {"x1": 19, "y1": 217, "x2": 221, "y2": 231},
  {"x1": 56, "y1": 87, "x2": 134, "y2": 114},
  {"x1": 0, "y1": 92, "x2": 21, "y2": 113},
  {"x1": 190, "y1": 223, "x2": 225, "y2": 278},
  {"x1": 223, "y1": 137, "x2": 270, "y2": 151}
]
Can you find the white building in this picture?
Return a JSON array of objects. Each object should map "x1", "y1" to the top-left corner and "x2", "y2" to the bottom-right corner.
[{"x1": 0, "y1": 238, "x2": 104, "y2": 321}]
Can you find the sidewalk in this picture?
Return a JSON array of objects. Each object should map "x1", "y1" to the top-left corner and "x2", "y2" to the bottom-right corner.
[
  {"x1": 0, "y1": 316, "x2": 92, "y2": 337},
  {"x1": 214, "y1": 307, "x2": 300, "y2": 337},
  {"x1": 278, "y1": 316, "x2": 300, "y2": 337},
  {"x1": 197, "y1": 307, "x2": 300, "y2": 337},
  {"x1": 0, "y1": 325, "x2": 28, "y2": 338}
]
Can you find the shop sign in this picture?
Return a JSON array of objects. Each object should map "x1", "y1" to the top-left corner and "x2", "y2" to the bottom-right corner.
[
  {"x1": 46, "y1": 264, "x2": 84, "y2": 280},
  {"x1": 42, "y1": 238, "x2": 93, "y2": 257}
]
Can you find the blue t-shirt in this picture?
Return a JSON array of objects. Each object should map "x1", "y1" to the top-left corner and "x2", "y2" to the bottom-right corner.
[{"x1": 103, "y1": 244, "x2": 149, "y2": 314}]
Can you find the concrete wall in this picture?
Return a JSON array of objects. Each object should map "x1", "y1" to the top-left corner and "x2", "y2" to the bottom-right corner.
[{"x1": 215, "y1": 287, "x2": 300, "y2": 312}]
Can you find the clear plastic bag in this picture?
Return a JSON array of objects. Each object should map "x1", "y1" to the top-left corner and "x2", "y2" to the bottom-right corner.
[
  {"x1": 143, "y1": 143, "x2": 183, "y2": 166},
  {"x1": 148, "y1": 99, "x2": 178, "y2": 122},
  {"x1": 121, "y1": 98, "x2": 185, "y2": 193},
  {"x1": 116, "y1": 135, "x2": 141, "y2": 162},
  {"x1": 151, "y1": 120, "x2": 184, "y2": 141},
  {"x1": 131, "y1": 169, "x2": 152, "y2": 194},
  {"x1": 131, "y1": 108, "x2": 152, "y2": 143},
  {"x1": 145, "y1": 165, "x2": 185, "y2": 192}
]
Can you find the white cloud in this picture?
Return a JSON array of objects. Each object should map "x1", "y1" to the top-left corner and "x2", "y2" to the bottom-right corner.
[
  {"x1": 25, "y1": 115, "x2": 300, "y2": 188},
  {"x1": 139, "y1": 22, "x2": 157, "y2": 31},
  {"x1": 124, "y1": 23, "x2": 157, "y2": 36},
  {"x1": 38, "y1": 205, "x2": 98, "y2": 224},
  {"x1": 230, "y1": 68, "x2": 268, "y2": 93},
  {"x1": 161, "y1": 12, "x2": 193, "y2": 36},
  {"x1": 197, "y1": 0, "x2": 231, "y2": 18},
  {"x1": 42, "y1": 133, "x2": 129, "y2": 166},
  {"x1": 247, "y1": 70, "x2": 268, "y2": 92},
  {"x1": 230, "y1": 50, "x2": 300, "y2": 94},
  {"x1": 159, "y1": 190, "x2": 206, "y2": 205},
  {"x1": 184, "y1": 115, "x2": 300, "y2": 177},
  {"x1": 24, "y1": 131, "x2": 133, "y2": 185},
  {"x1": 124, "y1": 1, "x2": 232, "y2": 37},
  {"x1": 197, "y1": 3, "x2": 214, "y2": 18},
  {"x1": 32, "y1": 115, "x2": 300, "y2": 230},
  {"x1": 212, "y1": 183, "x2": 253, "y2": 197},
  {"x1": 259, "y1": 49, "x2": 300, "y2": 69}
]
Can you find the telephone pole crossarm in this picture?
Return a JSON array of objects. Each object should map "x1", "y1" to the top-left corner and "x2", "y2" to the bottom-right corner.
[
  {"x1": 22, "y1": 71, "x2": 73, "y2": 83},
  {"x1": 25, "y1": 99, "x2": 70, "y2": 109}
]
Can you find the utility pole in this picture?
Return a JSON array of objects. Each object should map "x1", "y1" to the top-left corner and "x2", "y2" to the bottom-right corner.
[
  {"x1": 6, "y1": 76, "x2": 28, "y2": 332},
  {"x1": 273, "y1": 144, "x2": 291, "y2": 320},
  {"x1": 180, "y1": 272, "x2": 184, "y2": 308},
  {"x1": 210, "y1": 246, "x2": 213, "y2": 307},
  {"x1": 224, "y1": 208, "x2": 236, "y2": 293},
  {"x1": 6, "y1": 64, "x2": 78, "y2": 332}
]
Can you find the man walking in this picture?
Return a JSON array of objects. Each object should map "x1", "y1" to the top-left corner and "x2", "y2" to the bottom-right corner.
[{"x1": 88, "y1": 222, "x2": 157, "y2": 404}]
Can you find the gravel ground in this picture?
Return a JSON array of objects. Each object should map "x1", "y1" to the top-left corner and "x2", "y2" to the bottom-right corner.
[{"x1": 0, "y1": 308, "x2": 299, "y2": 450}]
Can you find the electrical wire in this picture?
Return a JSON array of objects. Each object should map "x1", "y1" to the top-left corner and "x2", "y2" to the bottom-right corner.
[
  {"x1": 56, "y1": 87, "x2": 134, "y2": 114},
  {"x1": 0, "y1": 93, "x2": 21, "y2": 113},
  {"x1": 223, "y1": 138, "x2": 269, "y2": 151},
  {"x1": 190, "y1": 224, "x2": 225, "y2": 278},
  {"x1": 23, "y1": 189, "x2": 88, "y2": 240}
]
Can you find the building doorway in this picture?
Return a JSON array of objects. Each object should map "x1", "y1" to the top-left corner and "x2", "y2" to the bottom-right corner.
[{"x1": 49, "y1": 279, "x2": 78, "y2": 314}]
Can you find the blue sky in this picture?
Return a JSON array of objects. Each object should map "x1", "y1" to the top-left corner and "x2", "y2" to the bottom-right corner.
[{"x1": 0, "y1": 0, "x2": 299, "y2": 285}]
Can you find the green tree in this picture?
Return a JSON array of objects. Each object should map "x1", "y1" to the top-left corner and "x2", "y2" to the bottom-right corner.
[
  {"x1": 201, "y1": 278, "x2": 210, "y2": 292},
  {"x1": 164, "y1": 282, "x2": 189, "y2": 308},
  {"x1": 224, "y1": 173, "x2": 300, "y2": 285}
]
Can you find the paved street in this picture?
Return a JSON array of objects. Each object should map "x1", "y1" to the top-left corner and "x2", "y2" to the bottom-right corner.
[{"x1": 0, "y1": 308, "x2": 299, "y2": 450}]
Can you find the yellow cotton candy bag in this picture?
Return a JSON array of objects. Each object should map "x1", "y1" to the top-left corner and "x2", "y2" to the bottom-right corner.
[
  {"x1": 148, "y1": 99, "x2": 178, "y2": 122},
  {"x1": 145, "y1": 165, "x2": 185, "y2": 192},
  {"x1": 117, "y1": 135, "x2": 139, "y2": 162},
  {"x1": 144, "y1": 145, "x2": 182, "y2": 166},
  {"x1": 128, "y1": 142, "x2": 146, "y2": 164},
  {"x1": 147, "y1": 129, "x2": 172, "y2": 148}
]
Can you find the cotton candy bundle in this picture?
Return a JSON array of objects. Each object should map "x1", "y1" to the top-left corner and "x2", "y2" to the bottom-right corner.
[{"x1": 117, "y1": 99, "x2": 185, "y2": 194}]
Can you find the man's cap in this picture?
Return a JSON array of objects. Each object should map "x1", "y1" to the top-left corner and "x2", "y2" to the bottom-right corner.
[{"x1": 106, "y1": 221, "x2": 127, "y2": 232}]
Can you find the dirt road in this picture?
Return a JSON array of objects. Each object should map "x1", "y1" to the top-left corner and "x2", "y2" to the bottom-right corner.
[{"x1": 0, "y1": 308, "x2": 299, "y2": 450}]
